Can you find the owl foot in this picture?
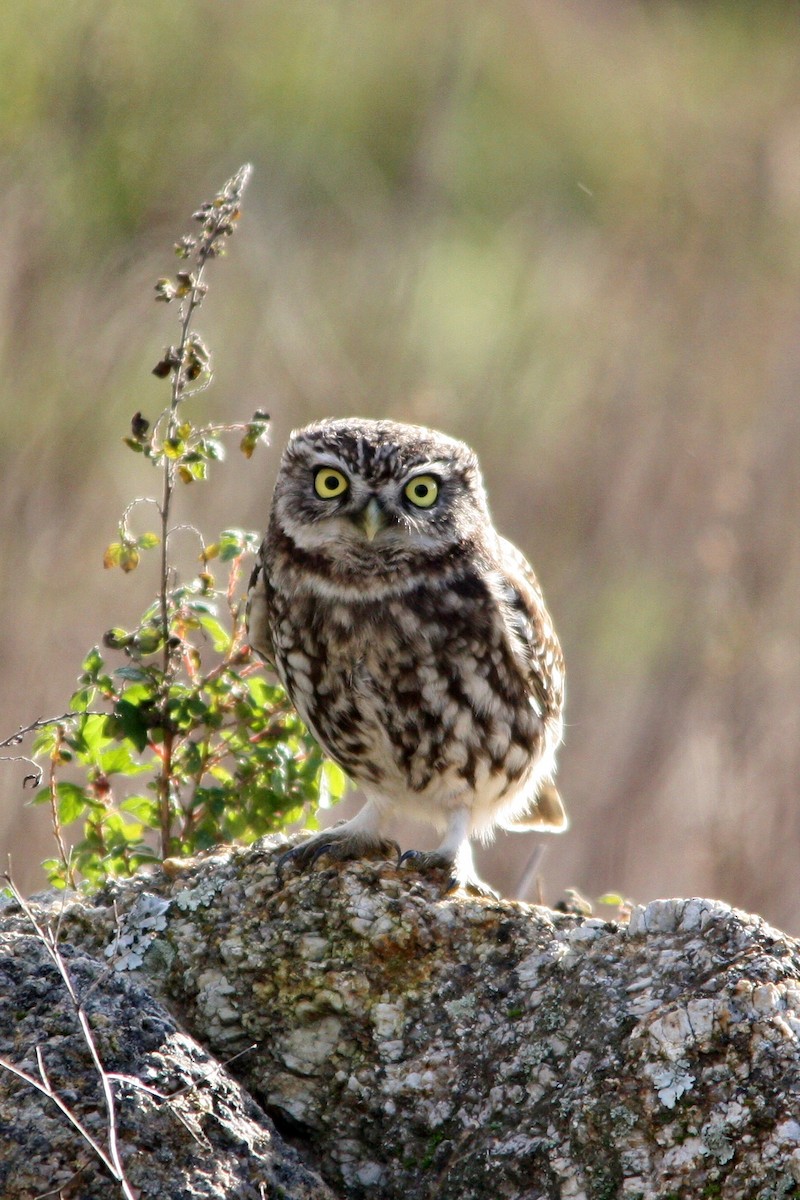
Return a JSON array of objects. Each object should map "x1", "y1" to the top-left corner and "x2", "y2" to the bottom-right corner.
[
  {"x1": 275, "y1": 831, "x2": 400, "y2": 886},
  {"x1": 397, "y1": 849, "x2": 499, "y2": 899}
]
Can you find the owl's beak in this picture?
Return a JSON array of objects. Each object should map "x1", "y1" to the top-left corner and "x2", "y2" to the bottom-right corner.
[{"x1": 354, "y1": 497, "x2": 388, "y2": 542}]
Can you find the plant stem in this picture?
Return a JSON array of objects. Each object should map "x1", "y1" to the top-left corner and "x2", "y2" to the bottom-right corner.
[
  {"x1": 154, "y1": 166, "x2": 252, "y2": 858},
  {"x1": 48, "y1": 731, "x2": 75, "y2": 888},
  {"x1": 155, "y1": 247, "x2": 218, "y2": 856}
]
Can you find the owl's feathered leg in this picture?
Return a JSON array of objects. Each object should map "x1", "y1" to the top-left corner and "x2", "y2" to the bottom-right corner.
[
  {"x1": 275, "y1": 799, "x2": 400, "y2": 885},
  {"x1": 399, "y1": 808, "x2": 499, "y2": 899}
]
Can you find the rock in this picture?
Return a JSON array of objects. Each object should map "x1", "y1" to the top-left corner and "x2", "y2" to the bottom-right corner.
[
  {"x1": 2, "y1": 837, "x2": 800, "y2": 1199},
  {"x1": 0, "y1": 923, "x2": 336, "y2": 1199}
]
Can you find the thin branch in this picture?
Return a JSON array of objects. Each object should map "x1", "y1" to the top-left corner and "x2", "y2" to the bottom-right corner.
[
  {"x1": 0, "y1": 753, "x2": 42, "y2": 786},
  {"x1": 42, "y1": 727, "x2": 77, "y2": 887},
  {"x1": 0, "y1": 713, "x2": 104, "y2": 751},
  {"x1": 0, "y1": 1052, "x2": 117, "y2": 1177},
  {"x1": 514, "y1": 843, "x2": 547, "y2": 903},
  {"x1": 119, "y1": 496, "x2": 164, "y2": 536},
  {"x1": 153, "y1": 164, "x2": 253, "y2": 859},
  {"x1": 165, "y1": 523, "x2": 206, "y2": 554},
  {"x1": 107, "y1": 1042, "x2": 257, "y2": 1103},
  {"x1": 1, "y1": 875, "x2": 137, "y2": 1200},
  {"x1": 34, "y1": 1164, "x2": 90, "y2": 1200}
]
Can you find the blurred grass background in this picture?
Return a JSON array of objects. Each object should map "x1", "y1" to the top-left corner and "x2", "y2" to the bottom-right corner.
[{"x1": 2, "y1": 0, "x2": 800, "y2": 929}]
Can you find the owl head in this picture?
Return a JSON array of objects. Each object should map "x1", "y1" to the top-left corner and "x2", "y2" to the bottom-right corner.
[{"x1": 269, "y1": 418, "x2": 492, "y2": 564}]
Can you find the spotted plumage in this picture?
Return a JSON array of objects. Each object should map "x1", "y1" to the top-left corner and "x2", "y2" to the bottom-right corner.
[{"x1": 246, "y1": 417, "x2": 566, "y2": 894}]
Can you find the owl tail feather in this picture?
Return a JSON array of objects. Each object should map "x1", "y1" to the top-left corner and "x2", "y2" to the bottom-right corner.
[{"x1": 498, "y1": 780, "x2": 568, "y2": 833}]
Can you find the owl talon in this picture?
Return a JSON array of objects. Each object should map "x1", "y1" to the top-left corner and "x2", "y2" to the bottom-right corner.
[
  {"x1": 398, "y1": 848, "x2": 453, "y2": 875},
  {"x1": 275, "y1": 833, "x2": 401, "y2": 886},
  {"x1": 275, "y1": 844, "x2": 305, "y2": 886},
  {"x1": 308, "y1": 841, "x2": 337, "y2": 868},
  {"x1": 399, "y1": 849, "x2": 498, "y2": 898},
  {"x1": 275, "y1": 839, "x2": 336, "y2": 884},
  {"x1": 398, "y1": 849, "x2": 453, "y2": 888}
]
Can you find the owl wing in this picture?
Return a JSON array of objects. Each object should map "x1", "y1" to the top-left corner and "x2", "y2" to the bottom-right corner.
[
  {"x1": 245, "y1": 546, "x2": 275, "y2": 665},
  {"x1": 494, "y1": 536, "x2": 567, "y2": 832},
  {"x1": 494, "y1": 536, "x2": 564, "y2": 722}
]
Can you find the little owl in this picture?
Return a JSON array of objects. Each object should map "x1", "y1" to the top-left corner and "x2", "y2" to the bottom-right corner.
[{"x1": 246, "y1": 417, "x2": 566, "y2": 895}]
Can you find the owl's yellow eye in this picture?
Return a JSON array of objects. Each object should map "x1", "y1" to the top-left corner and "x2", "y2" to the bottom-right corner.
[
  {"x1": 314, "y1": 467, "x2": 349, "y2": 499},
  {"x1": 404, "y1": 474, "x2": 439, "y2": 509}
]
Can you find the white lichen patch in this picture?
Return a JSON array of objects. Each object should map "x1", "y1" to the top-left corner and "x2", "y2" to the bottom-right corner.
[
  {"x1": 644, "y1": 1061, "x2": 696, "y2": 1108},
  {"x1": 442, "y1": 994, "x2": 477, "y2": 1024},
  {"x1": 565, "y1": 919, "x2": 609, "y2": 943},
  {"x1": 516, "y1": 939, "x2": 570, "y2": 987},
  {"x1": 266, "y1": 1072, "x2": 317, "y2": 1124},
  {"x1": 372, "y1": 1000, "x2": 407, "y2": 1042},
  {"x1": 355, "y1": 1161, "x2": 385, "y2": 1188},
  {"x1": 173, "y1": 874, "x2": 223, "y2": 912},
  {"x1": 106, "y1": 892, "x2": 171, "y2": 971},
  {"x1": 751, "y1": 982, "x2": 783, "y2": 1014},
  {"x1": 195, "y1": 967, "x2": 241, "y2": 1038},
  {"x1": 645, "y1": 999, "x2": 717, "y2": 1060},
  {"x1": 775, "y1": 1118, "x2": 800, "y2": 1144},
  {"x1": 660, "y1": 1135, "x2": 705, "y2": 1170},
  {"x1": 626, "y1": 897, "x2": 733, "y2": 937},
  {"x1": 298, "y1": 933, "x2": 329, "y2": 961},
  {"x1": 276, "y1": 1015, "x2": 343, "y2": 1075}
]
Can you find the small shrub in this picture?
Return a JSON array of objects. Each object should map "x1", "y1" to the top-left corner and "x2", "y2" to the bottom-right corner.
[{"x1": 2, "y1": 165, "x2": 345, "y2": 889}]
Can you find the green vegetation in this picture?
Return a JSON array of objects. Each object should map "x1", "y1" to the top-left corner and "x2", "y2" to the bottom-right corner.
[{"x1": 6, "y1": 167, "x2": 343, "y2": 887}]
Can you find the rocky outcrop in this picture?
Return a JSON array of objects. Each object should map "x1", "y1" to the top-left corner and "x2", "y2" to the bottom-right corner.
[
  {"x1": 0, "y1": 923, "x2": 334, "y2": 1199},
  {"x1": 2, "y1": 838, "x2": 800, "y2": 1199}
]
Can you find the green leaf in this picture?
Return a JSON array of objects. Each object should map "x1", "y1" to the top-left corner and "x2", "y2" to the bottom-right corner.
[
  {"x1": 41, "y1": 859, "x2": 69, "y2": 889},
  {"x1": 113, "y1": 819, "x2": 145, "y2": 844},
  {"x1": 99, "y1": 745, "x2": 149, "y2": 776},
  {"x1": 82, "y1": 647, "x2": 105, "y2": 677},
  {"x1": 136, "y1": 532, "x2": 160, "y2": 550},
  {"x1": 217, "y1": 528, "x2": 252, "y2": 561},
  {"x1": 133, "y1": 626, "x2": 164, "y2": 655},
  {"x1": 114, "y1": 666, "x2": 151, "y2": 683},
  {"x1": 31, "y1": 726, "x2": 59, "y2": 757},
  {"x1": 103, "y1": 628, "x2": 131, "y2": 650},
  {"x1": 119, "y1": 546, "x2": 140, "y2": 573},
  {"x1": 70, "y1": 687, "x2": 95, "y2": 713},
  {"x1": 246, "y1": 675, "x2": 283, "y2": 708},
  {"x1": 69, "y1": 713, "x2": 113, "y2": 759},
  {"x1": 110, "y1": 699, "x2": 151, "y2": 753},
  {"x1": 198, "y1": 613, "x2": 230, "y2": 653},
  {"x1": 199, "y1": 437, "x2": 225, "y2": 461},
  {"x1": 176, "y1": 458, "x2": 208, "y2": 482},
  {"x1": 31, "y1": 785, "x2": 52, "y2": 808},
  {"x1": 56, "y1": 782, "x2": 91, "y2": 824},
  {"x1": 120, "y1": 795, "x2": 160, "y2": 827},
  {"x1": 103, "y1": 543, "x2": 123, "y2": 569},
  {"x1": 182, "y1": 597, "x2": 216, "y2": 615},
  {"x1": 242, "y1": 415, "x2": 270, "y2": 457}
]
